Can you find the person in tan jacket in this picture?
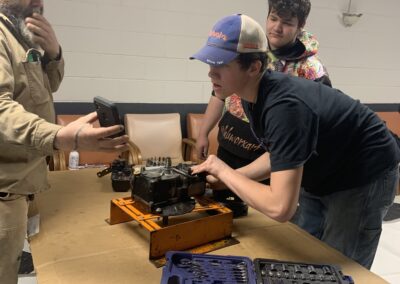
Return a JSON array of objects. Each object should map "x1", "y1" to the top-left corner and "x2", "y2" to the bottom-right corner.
[{"x1": 0, "y1": 1, "x2": 128, "y2": 283}]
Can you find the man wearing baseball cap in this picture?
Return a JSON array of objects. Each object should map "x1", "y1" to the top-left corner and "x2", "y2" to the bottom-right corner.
[{"x1": 190, "y1": 14, "x2": 399, "y2": 269}]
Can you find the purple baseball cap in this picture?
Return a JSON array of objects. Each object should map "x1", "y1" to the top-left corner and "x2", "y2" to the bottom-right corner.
[{"x1": 190, "y1": 14, "x2": 267, "y2": 66}]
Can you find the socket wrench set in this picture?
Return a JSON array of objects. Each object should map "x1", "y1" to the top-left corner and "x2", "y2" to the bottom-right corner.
[
  {"x1": 254, "y1": 258, "x2": 354, "y2": 284},
  {"x1": 161, "y1": 251, "x2": 354, "y2": 284}
]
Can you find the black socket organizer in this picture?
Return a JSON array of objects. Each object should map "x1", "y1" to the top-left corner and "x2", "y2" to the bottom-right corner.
[
  {"x1": 161, "y1": 251, "x2": 354, "y2": 284},
  {"x1": 254, "y1": 258, "x2": 354, "y2": 284}
]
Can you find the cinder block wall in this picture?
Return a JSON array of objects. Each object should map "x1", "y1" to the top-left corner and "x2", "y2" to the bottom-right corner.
[{"x1": 46, "y1": 0, "x2": 400, "y2": 104}]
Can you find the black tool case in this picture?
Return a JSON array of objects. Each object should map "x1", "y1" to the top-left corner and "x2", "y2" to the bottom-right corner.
[{"x1": 161, "y1": 251, "x2": 354, "y2": 284}]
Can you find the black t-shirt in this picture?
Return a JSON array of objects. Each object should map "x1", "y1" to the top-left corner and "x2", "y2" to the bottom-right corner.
[
  {"x1": 242, "y1": 70, "x2": 400, "y2": 196},
  {"x1": 217, "y1": 111, "x2": 265, "y2": 168}
]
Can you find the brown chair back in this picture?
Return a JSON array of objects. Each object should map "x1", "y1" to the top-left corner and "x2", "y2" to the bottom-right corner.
[
  {"x1": 186, "y1": 113, "x2": 219, "y2": 162},
  {"x1": 376, "y1": 112, "x2": 400, "y2": 136}
]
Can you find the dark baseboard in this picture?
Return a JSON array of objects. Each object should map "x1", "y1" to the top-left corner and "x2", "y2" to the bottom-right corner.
[
  {"x1": 365, "y1": 104, "x2": 400, "y2": 112},
  {"x1": 54, "y1": 102, "x2": 400, "y2": 137}
]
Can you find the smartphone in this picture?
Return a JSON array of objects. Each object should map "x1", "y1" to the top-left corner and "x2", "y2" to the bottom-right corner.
[{"x1": 93, "y1": 96, "x2": 124, "y2": 138}]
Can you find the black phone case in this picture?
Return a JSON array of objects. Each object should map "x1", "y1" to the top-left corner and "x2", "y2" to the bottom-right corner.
[{"x1": 93, "y1": 96, "x2": 124, "y2": 138}]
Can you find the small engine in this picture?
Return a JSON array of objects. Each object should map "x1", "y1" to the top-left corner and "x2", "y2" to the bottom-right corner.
[{"x1": 131, "y1": 162, "x2": 207, "y2": 216}]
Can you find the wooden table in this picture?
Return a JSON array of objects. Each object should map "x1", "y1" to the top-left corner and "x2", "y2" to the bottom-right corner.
[{"x1": 30, "y1": 168, "x2": 388, "y2": 283}]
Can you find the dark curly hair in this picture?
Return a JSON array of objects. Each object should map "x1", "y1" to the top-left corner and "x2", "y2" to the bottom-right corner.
[
  {"x1": 268, "y1": 0, "x2": 311, "y2": 27},
  {"x1": 236, "y1": 52, "x2": 267, "y2": 73}
]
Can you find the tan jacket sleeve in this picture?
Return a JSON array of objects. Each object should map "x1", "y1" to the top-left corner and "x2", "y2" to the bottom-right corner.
[{"x1": 43, "y1": 47, "x2": 65, "y2": 92}]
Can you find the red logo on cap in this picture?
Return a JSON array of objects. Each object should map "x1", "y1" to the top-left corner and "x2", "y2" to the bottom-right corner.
[
  {"x1": 209, "y1": 30, "x2": 227, "y2": 41},
  {"x1": 242, "y1": 43, "x2": 259, "y2": 49}
]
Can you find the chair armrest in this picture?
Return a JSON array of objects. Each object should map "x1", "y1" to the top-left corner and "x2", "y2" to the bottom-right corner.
[
  {"x1": 49, "y1": 150, "x2": 67, "y2": 171},
  {"x1": 182, "y1": 137, "x2": 196, "y2": 148},
  {"x1": 121, "y1": 140, "x2": 143, "y2": 165},
  {"x1": 182, "y1": 138, "x2": 197, "y2": 162}
]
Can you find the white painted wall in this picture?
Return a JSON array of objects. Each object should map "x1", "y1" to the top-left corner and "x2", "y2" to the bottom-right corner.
[{"x1": 46, "y1": 0, "x2": 400, "y2": 104}]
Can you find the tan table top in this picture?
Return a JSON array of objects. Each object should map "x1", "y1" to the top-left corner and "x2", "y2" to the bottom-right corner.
[{"x1": 30, "y1": 168, "x2": 388, "y2": 284}]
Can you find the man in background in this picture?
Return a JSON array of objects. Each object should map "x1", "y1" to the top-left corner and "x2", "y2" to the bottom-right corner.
[{"x1": 0, "y1": 1, "x2": 128, "y2": 283}]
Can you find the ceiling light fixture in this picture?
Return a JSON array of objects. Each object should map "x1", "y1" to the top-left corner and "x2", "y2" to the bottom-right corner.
[{"x1": 342, "y1": 0, "x2": 362, "y2": 27}]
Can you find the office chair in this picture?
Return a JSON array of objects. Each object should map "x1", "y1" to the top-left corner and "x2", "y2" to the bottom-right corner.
[
  {"x1": 185, "y1": 113, "x2": 219, "y2": 162},
  {"x1": 123, "y1": 113, "x2": 193, "y2": 166}
]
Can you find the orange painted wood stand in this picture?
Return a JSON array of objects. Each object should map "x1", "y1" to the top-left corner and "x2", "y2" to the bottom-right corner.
[{"x1": 108, "y1": 196, "x2": 235, "y2": 266}]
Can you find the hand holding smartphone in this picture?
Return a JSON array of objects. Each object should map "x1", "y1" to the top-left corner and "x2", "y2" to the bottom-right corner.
[{"x1": 93, "y1": 96, "x2": 124, "y2": 138}]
